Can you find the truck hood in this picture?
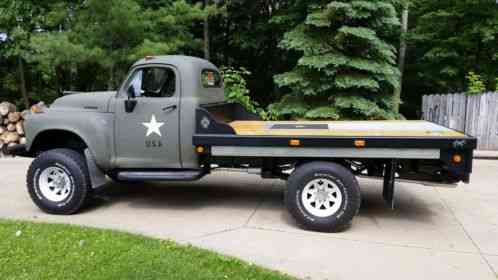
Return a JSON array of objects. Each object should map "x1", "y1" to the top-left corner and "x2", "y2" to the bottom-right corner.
[{"x1": 50, "y1": 91, "x2": 116, "y2": 113}]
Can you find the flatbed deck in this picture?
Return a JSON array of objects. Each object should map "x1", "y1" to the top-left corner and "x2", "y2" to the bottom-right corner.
[
  {"x1": 193, "y1": 104, "x2": 476, "y2": 188},
  {"x1": 194, "y1": 107, "x2": 476, "y2": 151},
  {"x1": 229, "y1": 120, "x2": 466, "y2": 138}
]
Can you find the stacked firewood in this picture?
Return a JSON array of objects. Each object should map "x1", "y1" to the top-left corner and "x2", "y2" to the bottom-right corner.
[{"x1": 0, "y1": 102, "x2": 28, "y2": 156}]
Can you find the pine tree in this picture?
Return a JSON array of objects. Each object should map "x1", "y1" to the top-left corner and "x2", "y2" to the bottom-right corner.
[
  {"x1": 408, "y1": 0, "x2": 498, "y2": 93},
  {"x1": 26, "y1": 0, "x2": 206, "y2": 94},
  {"x1": 270, "y1": 0, "x2": 402, "y2": 120}
]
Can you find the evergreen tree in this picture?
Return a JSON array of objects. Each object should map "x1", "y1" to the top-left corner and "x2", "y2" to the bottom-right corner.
[
  {"x1": 206, "y1": 0, "x2": 293, "y2": 107},
  {"x1": 0, "y1": 0, "x2": 62, "y2": 107},
  {"x1": 26, "y1": 0, "x2": 206, "y2": 96},
  {"x1": 270, "y1": 0, "x2": 402, "y2": 120},
  {"x1": 408, "y1": 0, "x2": 498, "y2": 93}
]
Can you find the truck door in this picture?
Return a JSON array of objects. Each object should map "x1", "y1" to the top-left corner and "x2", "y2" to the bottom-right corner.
[{"x1": 114, "y1": 65, "x2": 181, "y2": 168}]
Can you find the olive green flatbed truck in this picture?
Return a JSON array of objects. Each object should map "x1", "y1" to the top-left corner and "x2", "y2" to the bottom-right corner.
[{"x1": 9, "y1": 55, "x2": 477, "y2": 232}]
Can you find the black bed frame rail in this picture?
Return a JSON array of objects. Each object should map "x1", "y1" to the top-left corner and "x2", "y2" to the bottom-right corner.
[{"x1": 193, "y1": 134, "x2": 477, "y2": 150}]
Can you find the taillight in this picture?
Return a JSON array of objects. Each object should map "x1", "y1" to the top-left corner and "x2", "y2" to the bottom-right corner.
[{"x1": 452, "y1": 154, "x2": 463, "y2": 164}]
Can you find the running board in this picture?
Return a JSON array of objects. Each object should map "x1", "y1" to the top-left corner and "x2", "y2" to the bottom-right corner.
[{"x1": 117, "y1": 170, "x2": 205, "y2": 182}]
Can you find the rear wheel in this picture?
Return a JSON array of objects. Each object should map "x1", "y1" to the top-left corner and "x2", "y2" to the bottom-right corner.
[
  {"x1": 285, "y1": 161, "x2": 361, "y2": 232},
  {"x1": 27, "y1": 148, "x2": 92, "y2": 214}
]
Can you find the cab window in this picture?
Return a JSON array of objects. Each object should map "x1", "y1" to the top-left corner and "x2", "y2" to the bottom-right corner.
[
  {"x1": 126, "y1": 67, "x2": 176, "y2": 98},
  {"x1": 201, "y1": 69, "x2": 222, "y2": 88}
]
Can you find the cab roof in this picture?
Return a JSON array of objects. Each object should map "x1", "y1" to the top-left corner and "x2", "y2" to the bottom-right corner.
[
  {"x1": 132, "y1": 55, "x2": 218, "y2": 71},
  {"x1": 131, "y1": 55, "x2": 225, "y2": 105}
]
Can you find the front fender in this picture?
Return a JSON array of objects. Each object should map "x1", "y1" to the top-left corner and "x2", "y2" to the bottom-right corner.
[{"x1": 24, "y1": 110, "x2": 115, "y2": 170}]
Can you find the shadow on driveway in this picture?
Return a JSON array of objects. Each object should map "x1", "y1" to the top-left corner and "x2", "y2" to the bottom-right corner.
[{"x1": 86, "y1": 177, "x2": 436, "y2": 227}]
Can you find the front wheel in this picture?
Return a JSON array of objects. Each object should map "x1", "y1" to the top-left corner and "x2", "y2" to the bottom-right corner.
[
  {"x1": 27, "y1": 148, "x2": 92, "y2": 214},
  {"x1": 285, "y1": 161, "x2": 361, "y2": 232}
]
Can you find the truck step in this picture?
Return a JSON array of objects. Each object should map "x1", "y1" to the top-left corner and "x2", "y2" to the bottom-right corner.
[{"x1": 117, "y1": 170, "x2": 205, "y2": 182}]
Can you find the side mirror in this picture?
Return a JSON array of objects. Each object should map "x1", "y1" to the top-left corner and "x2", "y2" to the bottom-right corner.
[
  {"x1": 125, "y1": 99, "x2": 137, "y2": 113},
  {"x1": 125, "y1": 86, "x2": 137, "y2": 113},
  {"x1": 127, "y1": 86, "x2": 136, "y2": 99}
]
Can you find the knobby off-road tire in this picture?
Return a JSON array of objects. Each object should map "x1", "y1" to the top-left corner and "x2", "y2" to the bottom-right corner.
[
  {"x1": 27, "y1": 148, "x2": 92, "y2": 214},
  {"x1": 285, "y1": 161, "x2": 361, "y2": 232}
]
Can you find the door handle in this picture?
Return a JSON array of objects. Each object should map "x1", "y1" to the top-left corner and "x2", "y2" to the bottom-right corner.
[{"x1": 162, "y1": 105, "x2": 177, "y2": 112}]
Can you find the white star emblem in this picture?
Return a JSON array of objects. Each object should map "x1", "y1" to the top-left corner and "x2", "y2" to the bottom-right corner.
[{"x1": 142, "y1": 115, "x2": 165, "y2": 137}]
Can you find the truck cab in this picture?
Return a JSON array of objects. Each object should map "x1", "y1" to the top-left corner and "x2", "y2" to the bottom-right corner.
[
  {"x1": 110, "y1": 56, "x2": 225, "y2": 170},
  {"x1": 11, "y1": 55, "x2": 476, "y2": 233},
  {"x1": 21, "y1": 56, "x2": 226, "y2": 171}
]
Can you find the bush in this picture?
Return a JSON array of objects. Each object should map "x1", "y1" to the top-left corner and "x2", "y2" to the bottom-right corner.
[
  {"x1": 466, "y1": 71, "x2": 486, "y2": 95},
  {"x1": 221, "y1": 67, "x2": 268, "y2": 119}
]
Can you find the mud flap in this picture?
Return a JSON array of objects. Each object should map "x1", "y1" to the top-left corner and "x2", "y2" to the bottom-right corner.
[
  {"x1": 383, "y1": 160, "x2": 396, "y2": 209},
  {"x1": 84, "y1": 149, "x2": 107, "y2": 189}
]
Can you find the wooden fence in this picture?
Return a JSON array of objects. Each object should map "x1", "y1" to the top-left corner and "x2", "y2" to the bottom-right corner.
[{"x1": 422, "y1": 92, "x2": 498, "y2": 150}]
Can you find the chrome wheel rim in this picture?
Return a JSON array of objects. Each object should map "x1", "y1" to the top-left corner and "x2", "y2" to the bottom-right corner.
[
  {"x1": 301, "y1": 178, "x2": 343, "y2": 218},
  {"x1": 38, "y1": 166, "x2": 72, "y2": 202}
]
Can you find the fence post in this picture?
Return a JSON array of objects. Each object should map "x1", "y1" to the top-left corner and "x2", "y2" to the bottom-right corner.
[{"x1": 463, "y1": 94, "x2": 468, "y2": 133}]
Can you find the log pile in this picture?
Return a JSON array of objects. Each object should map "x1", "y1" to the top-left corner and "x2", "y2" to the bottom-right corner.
[{"x1": 0, "y1": 102, "x2": 29, "y2": 157}]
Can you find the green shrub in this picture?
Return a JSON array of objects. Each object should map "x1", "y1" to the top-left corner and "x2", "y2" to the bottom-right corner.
[
  {"x1": 221, "y1": 66, "x2": 268, "y2": 119},
  {"x1": 466, "y1": 71, "x2": 486, "y2": 95}
]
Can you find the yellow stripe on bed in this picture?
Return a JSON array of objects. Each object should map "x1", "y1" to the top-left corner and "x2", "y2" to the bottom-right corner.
[{"x1": 229, "y1": 120, "x2": 466, "y2": 137}]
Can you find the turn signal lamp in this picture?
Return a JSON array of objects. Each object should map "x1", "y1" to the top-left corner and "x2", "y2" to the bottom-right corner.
[
  {"x1": 196, "y1": 146, "x2": 205, "y2": 154},
  {"x1": 289, "y1": 139, "x2": 301, "y2": 146},
  {"x1": 452, "y1": 154, "x2": 463, "y2": 164},
  {"x1": 31, "y1": 105, "x2": 45, "y2": 114},
  {"x1": 354, "y1": 140, "x2": 366, "y2": 148}
]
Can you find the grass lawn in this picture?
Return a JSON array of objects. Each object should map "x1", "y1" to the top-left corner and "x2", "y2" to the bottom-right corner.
[{"x1": 0, "y1": 219, "x2": 294, "y2": 280}]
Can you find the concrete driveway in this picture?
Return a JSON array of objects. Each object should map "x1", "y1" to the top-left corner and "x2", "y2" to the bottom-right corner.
[{"x1": 1, "y1": 158, "x2": 497, "y2": 280}]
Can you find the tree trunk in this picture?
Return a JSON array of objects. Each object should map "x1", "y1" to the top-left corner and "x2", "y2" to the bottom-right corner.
[
  {"x1": 17, "y1": 57, "x2": 30, "y2": 109},
  {"x1": 108, "y1": 64, "x2": 115, "y2": 90},
  {"x1": 224, "y1": 17, "x2": 230, "y2": 65},
  {"x1": 393, "y1": 4, "x2": 409, "y2": 114},
  {"x1": 70, "y1": 64, "x2": 77, "y2": 91},
  {"x1": 203, "y1": 0, "x2": 210, "y2": 61},
  {"x1": 55, "y1": 66, "x2": 63, "y2": 96}
]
